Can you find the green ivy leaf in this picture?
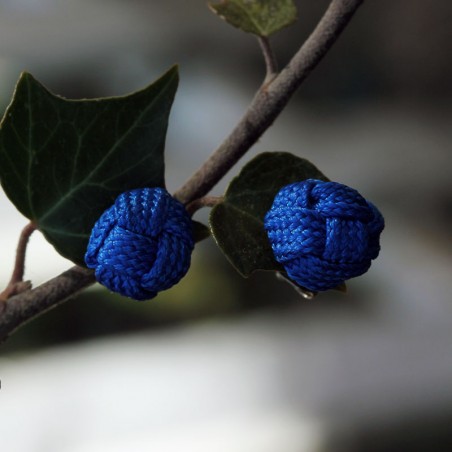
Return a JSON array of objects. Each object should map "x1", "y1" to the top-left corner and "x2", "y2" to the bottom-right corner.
[
  {"x1": 192, "y1": 220, "x2": 211, "y2": 243},
  {"x1": 0, "y1": 67, "x2": 178, "y2": 265},
  {"x1": 209, "y1": 152, "x2": 328, "y2": 277},
  {"x1": 208, "y1": 0, "x2": 297, "y2": 37}
]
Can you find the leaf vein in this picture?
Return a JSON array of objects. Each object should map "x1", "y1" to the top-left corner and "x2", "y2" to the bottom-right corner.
[{"x1": 38, "y1": 76, "x2": 174, "y2": 223}]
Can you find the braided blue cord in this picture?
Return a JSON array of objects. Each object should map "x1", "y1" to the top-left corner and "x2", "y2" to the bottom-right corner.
[
  {"x1": 264, "y1": 179, "x2": 384, "y2": 291},
  {"x1": 85, "y1": 188, "x2": 194, "y2": 300}
]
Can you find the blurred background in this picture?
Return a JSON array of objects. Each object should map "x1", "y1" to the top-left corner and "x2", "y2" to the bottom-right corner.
[{"x1": 0, "y1": 0, "x2": 452, "y2": 451}]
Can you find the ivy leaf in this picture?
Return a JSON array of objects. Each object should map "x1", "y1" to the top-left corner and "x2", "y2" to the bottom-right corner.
[
  {"x1": 0, "y1": 67, "x2": 178, "y2": 265},
  {"x1": 192, "y1": 220, "x2": 211, "y2": 243},
  {"x1": 209, "y1": 152, "x2": 328, "y2": 277},
  {"x1": 208, "y1": 0, "x2": 297, "y2": 37}
]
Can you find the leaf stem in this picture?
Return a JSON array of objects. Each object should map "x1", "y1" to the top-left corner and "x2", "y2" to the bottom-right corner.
[
  {"x1": 0, "y1": 222, "x2": 36, "y2": 301},
  {"x1": 258, "y1": 36, "x2": 279, "y2": 83},
  {"x1": 186, "y1": 196, "x2": 223, "y2": 216},
  {"x1": 174, "y1": 0, "x2": 365, "y2": 205}
]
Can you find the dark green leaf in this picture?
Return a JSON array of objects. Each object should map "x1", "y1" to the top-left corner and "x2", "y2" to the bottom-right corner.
[
  {"x1": 276, "y1": 272, "x2": 317, "y2": 299},
  {"x1": 0, "y1": 67, "x2": 178, "y2": 265},
  {"x1": 192, "y1": 220, "x2": 211, "y2": 243},
  {"x1": 209, "y1": 152, "x2": 328, "y2": 277},
  {"x1": 208, "y1": 0, "x2": 297, "y2": 37}
]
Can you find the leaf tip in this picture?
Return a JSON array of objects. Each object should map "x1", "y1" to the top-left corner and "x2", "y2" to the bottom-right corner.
[
  {"x1": 167, "y1": 64, "x2": 180, "y2": 79},
  {"x1": 333, "y1": 282, "x2": 347, "y2": 293},
  {"x1": 159, "y1": 64, "x2": 180, "y2": 92},
  {"x1": 17, "y1": 71, "x2": 33, "y2": 83}
]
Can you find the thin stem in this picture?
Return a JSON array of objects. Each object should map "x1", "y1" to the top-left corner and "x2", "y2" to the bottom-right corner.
[
  {"x1": 174, "y1": 0, "x2": 364, "y2": 205},
  {"x1": 186, "y1": 196, "x2": 223, "y2": 216},
  {"x1": 258, "y1": 36, "x2": 279, "y2": 83},
  {"x1": 0, "y1": 222, "x2": 36, "y2": 301}
]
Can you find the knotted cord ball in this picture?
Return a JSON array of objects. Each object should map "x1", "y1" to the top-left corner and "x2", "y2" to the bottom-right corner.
[
  {"x1": 85, "y1": 187, "x2": 194, "y2": 301},
  {"x1": 264, "y1": 179, "x2": 384, "y2": 291}
]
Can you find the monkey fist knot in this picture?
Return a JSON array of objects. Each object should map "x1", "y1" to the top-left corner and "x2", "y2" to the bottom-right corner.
[
  {"x1": 85, "y1": 188, "x2": 194, "y2": 300},
  {"x1": 264, "y1": 179, "x2": 384, "y2": 291}
]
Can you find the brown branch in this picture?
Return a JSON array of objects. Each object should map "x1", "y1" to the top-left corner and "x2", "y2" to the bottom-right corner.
[
  {"x1": 174, "y1": 0, "x2": 365, "y2": 205},
  {"x1": 0, "y1": 266, "x2": 95, "y2": 343},
  {"x1": 0, "y1": 0, "x2": 365, "y2": 343},
  {"x1": 0, "y1": 222, "x2": 36, "y2": 301}
]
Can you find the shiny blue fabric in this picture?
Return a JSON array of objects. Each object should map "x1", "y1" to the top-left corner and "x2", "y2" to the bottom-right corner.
[
  {"x1": 85, "y1": 188, "x2": 194, "y2": 300},
  {"x1": 264, "y1": 179, "x2": 384, "y2": 291}
]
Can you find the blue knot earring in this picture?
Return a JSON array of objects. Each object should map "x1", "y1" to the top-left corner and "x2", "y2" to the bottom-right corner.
[
  {"x1": 85, "y1": 187, "x2": 194, "y2": 300},
  {"x1": 264, "y1": 179, "x2": 384, "y2": 291}
]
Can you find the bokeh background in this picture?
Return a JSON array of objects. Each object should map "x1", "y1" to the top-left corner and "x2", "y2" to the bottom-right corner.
[{"x1": 1, "y1": 1, "x2": 452, "y2": 451}]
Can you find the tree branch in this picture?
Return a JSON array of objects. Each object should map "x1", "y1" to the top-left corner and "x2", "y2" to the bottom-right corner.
[
  {"x1": 174, "y1": 0, "x2": 365, "y2": 205},
  {"x1": 0, "y1": 266, "x2": 95, "y2": 343},
  {"x1": 0, "y1": 0, "x2": 365, "y2": 343}
]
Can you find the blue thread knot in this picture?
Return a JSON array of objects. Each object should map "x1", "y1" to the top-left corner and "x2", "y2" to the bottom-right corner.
[
  {"x1": 264, "y1": 179, "x2": 384, "y2": 291},
  {"x1": 85, "y1": 187, "x2": 194, "y2": 300}
]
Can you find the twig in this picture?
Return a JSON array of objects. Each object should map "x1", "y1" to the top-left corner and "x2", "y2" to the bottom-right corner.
[
  {"x1": 258, "y1": 36, "x2": 279, "y2": 83},
  {"x1": 174, "y1": 0, "x2": 364, "y2": 205},
  {"x1": 0, "y1": 0, "x2": 365, "y2": 343},
  {"x1": 0, "y1": 266, "x2": 95, "y2": 343},
  {"x1": 0, "y1": 222, "x2": 36, "y2": 301},
  {"x1": 186, "y1": 196, "x2": 223, "y2": 216}
]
